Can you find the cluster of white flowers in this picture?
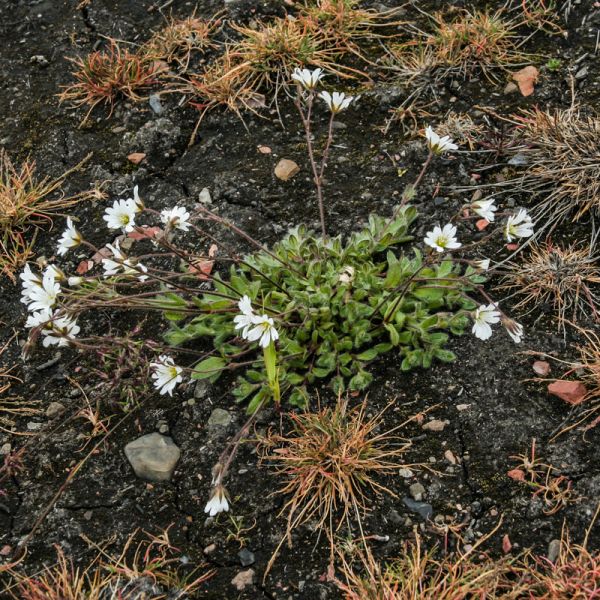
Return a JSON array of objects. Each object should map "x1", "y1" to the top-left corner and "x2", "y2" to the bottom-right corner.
[
  {"x1": 291, "y1": 67, "x2": 354, "y2": 114},
  {"x1": 234, "y1": 295, "x2": 279, "y2": 348},
  {"x1": 20, "y1": 264, "x2": 80, "y2": 347},
  {"x1": 150, "y1": 354, "x2": 183, "y2": 396},
  {"x1": 102, "y1": 240, "x2": 148, "y2": 281}
]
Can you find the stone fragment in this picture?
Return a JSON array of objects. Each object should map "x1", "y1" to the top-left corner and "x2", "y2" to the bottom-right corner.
[
  {"x1": 444, "y1": 450, "x2": 457, "y2": 464},
  {"x1": 127, "y1": 152, "x2": 146, "y2": 165},
  {"x1": 533, "y1": 361, "x2": 550, "y2": 376},
  {"x1": 198, "y1": 188, "x2": 212, "y2": 205},
  {"x1": 402, "y1": 497, "x2": 433, "y2": 520},
  {"x1": 149, "y1": 94, "x2": 164, "y2": 115},
  {"x1": 46, "y1": 402, "x2": 66, "y2": 419},
  {"x1": 231, "y1": 568, "x2": 254, "y2": 591},
  {"x1": 124, "y1": 433, "x2": 180, "y2": 482},
  {"x1": 398, "y1": 467, "x2": 413, "y2": 478},
  {"x1": 503, "y1": 82, "x2": 518, "y2": 94},
  {"x1": 548, "y1": 380, "x2": 587, "y2": 405},
  {"x1": 409, "y1": 482, "x2": 426, "y2": 501},
  {"x1": 512, "y1": 66, "x2": 539, "y2": 96},
  {"x1": 422, "y1": 419, "x2": 446, "y2": 432},
  {"x1": 274, "y1": 159, "x2": 300, "y2": 181},
  {"x1": 208, "y1": 408, "x2": 232, "y2": 428},
  {"x1": 547, "y1": 539, "x2": 561, "y2": 563},
  {"x1": 239, "y1": 548, "x2": 255, "y2": 566}
]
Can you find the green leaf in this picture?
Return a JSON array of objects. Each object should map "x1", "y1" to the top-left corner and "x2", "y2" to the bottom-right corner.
[
  {"x1": 356, "y1": 348, "x2": 378, "y2": 362},
  {"x1": 434, "y1": 349, "x2": 457, "y2": 363},
  {"x1": 191, "y1": 357, "x2": 226, "y2": 381}
]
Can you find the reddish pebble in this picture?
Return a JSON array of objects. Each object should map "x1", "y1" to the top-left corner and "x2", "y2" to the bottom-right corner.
[
  {"x1": 476, "y1": 219, "x2": 490, "y2": 231},
  {"x1": 548, "y1": 380, "x2": 588, "y2": 405},
  {"x1": 506, "y1": 243, "x2": 519, "y2": 251},
  {"x1": 507, "y1": 468, "x2": 525, "y2": 482}
]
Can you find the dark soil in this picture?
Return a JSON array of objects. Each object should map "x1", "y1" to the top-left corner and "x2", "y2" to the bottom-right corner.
[{"x1": 1, "y1": 0, "x2": 599, "y2": 598}]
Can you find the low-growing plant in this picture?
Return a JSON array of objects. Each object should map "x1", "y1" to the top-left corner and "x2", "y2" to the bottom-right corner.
[
  {"x1": 168, "y1": 207, "x2": 477, "y2": 411},
  {"x1": 498, "y1": 240, "x2": 600, "y2": 333},
  {"x1": 141, "y1": 12, "x2": 221, "y2": 70},
  {"x1": 389, "y1": 8, "x2": 525, "y2": 82},
  {"x1": 259, "y1": 398, "x2": 418, "y2": 578},
  {"x1": 0, "y1": 151, "x2": 98, "y2": 280},
  {"x1": 59, "y1": 39, "x2": 163, "y2": 123}
]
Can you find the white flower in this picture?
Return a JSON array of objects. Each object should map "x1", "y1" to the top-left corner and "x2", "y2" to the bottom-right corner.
[
  {"x1": 102, "y1": 241, "x2": 148, "y2": 281},
  {"x1": 20, "y1": 264, "x2": 41, "y2": 304},
  {"x1": 472, "y1": 304, "x2": 501, "y2": 341},
  {"x1": 503, "y1": 318, "x2": 524, "y2": 343},
  {"x1": 472, "y1": 199, "x2": 498, "y2": 222},
  {"x1": 68, "y1": 276, "x2": 84, "y2": 286},
  {"x1": 234, "y1": 295, "x2": 255, "y2": 337},
  {"x1": 45, "y1": 264, "x2": 65, "y2": 282},
  {"x1": 425, "y1": 126, "x2": 458, "y2": 154},
  {"x1": 474, "y1": 258, "x2": 491, "y2": 271},
  {"x1": 25, "y1": 309, "x2": 53, "y2": 329},
  {"x1": 57, "y1": 217, "x2": 82, "y2": 255},
  {"x1": 318, "y1": 90, "x2": 353, "y2": 113},
  {"x1": 339, "y1": 265, "x2": 355, "y2": 284},
  {"x1": 246, "y1": 314, "x2": 279, "y2": 348},
  {"x1": 204, "y1": 485, "x2": 229, "y2": 517},
  {"x1": 150, "y1": 355, "x2": 183, "y2": 396},
  {"x1": 291, "y1": 67, "x2": 324, "y2": 90},
  {"x1": 103, "y1": 199, "x2": 137, "y2": 232},
  {"x1": 132, "y1": 185, "x2": 144, "y2": 212},
  {"x1": 27, "y1": 271, "x2": 60, "y2": 312},
  {"x1": 42, "y1": 314, "x2": 80, "y2": 347},
  {"x1": 505, "y1": 209, "x2": 534, "y2": 242},
  {"x1": 160, "y1": 206, "x2": 190, "y2": 232},
  {"x1": 424, "y1": 223, "x2": 461, "y2": 253}
]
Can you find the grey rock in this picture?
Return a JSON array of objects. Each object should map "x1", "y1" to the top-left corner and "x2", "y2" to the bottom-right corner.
[
  {"x1": 149, "y1": 94, "x2": 164, "y2": 115},
  {"x1": 547, "y1": 539, "x2": 561, "y2": 563},
  {"x1": 124, "y1": 433, "x2": 180, "y2": 482},
  {"x1": 409, "y1": 482, "x2": 426, "y2": 501},
  {"x1": 27, "y1": 422, "x2": 42, "y2": 431},
  {"x1": 194, "y1": 380, "x2": 210, "y2": 399},
  {"x1": 398, "y1": 467, "x2": 413, "y2": 478},
  {"x1": 208, "y1": 408, "x2": 232, "y2": 428},
  {"x1": 575, "y1": 66, "x2": 588, "y2": 80},
  {"x1": 402, "y1": 497, "x2": 433, "y2": 520},
  {"x1": 508, "y1": 153, "x2": 528, "y2": 166},
  {"x1": 198, "y1": 187, "x2": 212, "y2": 205},
  {"x1": 0, "y1": 443, "x2": 11, "y2": 455},
  {"x1": 46, "y1": 401, "x2": 66, "y2": 419},
  {"x1": 239, "y1": 548, "x2": 255, "y2": 566}
]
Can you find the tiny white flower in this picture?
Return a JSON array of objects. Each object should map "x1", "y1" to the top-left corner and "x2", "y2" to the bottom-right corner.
[
  {"x1": 291, "y1": 67, "x2": 324, "y2": 90},
  {"x1": 472, "y1": 304, "x2": 501, "y2": 341},
  {"x1": 425, "y1": 126, "x2": 458, "y2": 154},
  {"x1": 103, "y1": 198, "x2": 137, "y2": 232},
  {"x1": 102, "y1": 241, "x2": 148, "y2": 281},
  {"x1": 42, "y1": 314, "x2": 80, "y2": 347},
  {"x1": 68, "y1": 276, "x2": 84, "y2": 286},
  {"x1": 339, "y1": 265, "x2": 355, "y2": 284},
  {"x1": 57, "y1": 217, "x2": 82, "y2": 255},
  {"x1": 505, "y1": 209, "x2": 534, "y2": 242},
  {"x1": 424, "y1": 223, "x2": 461, "y2": 253},
  {"x1": 160, "y1": 206, "x2": 191, "y2": 232},
  {"x1": 27, "y1": 271, "x2": 60, "y2": 312},
  {"x1": 474, "y1": 258, "x2": 491, "y2": 271},
  {"x1": 150, "y1": 354, "x2": 183, "y2": 396},
  {"x1": 246, "y1": 314, "x2": 279, "y2": 348},
  {"x1": 234, "y1": 295, "x2": 255, "y2": 337},
  {"x1": 132, "y1": 185, "x2": 144, "y2": 212},
  {"x1": 20, "y1": 264, "x2": 41, "y2": 305},
  {"x1": 25, "y1": 309, "x2": 53, "y2": 329},
  {"x1": 472, "y1": 199, "x2": 497, "y2": 222},
  {"x1": 204, "y1": 485, "x2": 229, "y2": 517},
  {"x1": 44, "y1": 264, "x2": 66, "y2": 283},
  {"x1": 318, "y1": 90, "x2": 353, "y2": 113},
  {"x1": 503, "y1": 318, "x2": 524, "y2": 343}
]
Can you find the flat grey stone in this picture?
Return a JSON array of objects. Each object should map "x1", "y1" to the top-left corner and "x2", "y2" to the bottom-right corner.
[
  {"x1": 238, "y1": 548, "x2": 255, "y2": 566},
  {"x1": 125, "y1": 433, "x2": 180, "y2": 482},
  {"x1": 402, "y1": 497, "x2": 433, "y2": 520},
  {"x1": 208, "y1": 408, "x2": 232, "y2": 427},
  {"x1": 46, "y1": 402, "x2": 66, "y2": 419}
]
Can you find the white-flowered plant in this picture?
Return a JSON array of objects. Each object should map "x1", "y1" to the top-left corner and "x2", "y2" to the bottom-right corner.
[
  {"x1": 472, "y1": 199, "x2": 498, "y2": 222},
  {"x1": 204, "y1": 484, "x2": 229, "y2": 517},
  {"x1": 57, "y1": 217, "x2": 82, "y2": 255},
  {"x1": 160, "y1": 206, "x2": 190, "y2": 232},
  {"x1": 233, "y1": 295, "x2": 254, "y2": 338},
  {"x1": 474, "y1": 258, "x2": 491, "y2": 271},
  {"x1": 24, "y1": 270, "x2": 61, "y2": 312},
  {"x1": 102, "y1": 241, "x2": 148, "y2": 281},
  {"x1": 103, "y1": 198, "x2": 138, "y2": 232},
  {"x1": 505, "y1": 209, "x2": 534, "y2": 242},
  {"x1": 424, "y1": 126, "x2": 458, "y2": 154},
  {"x1": 245, "y1": 314, "x2": 279, "y2": 349},
  {"x1": 291, "y1": 67, "x2": 324, "y2": 90},
  {"x1": 423, "y1": 223, "x2": 461, "y2": 253},
  {"x1": 150, "y1": 354, "x2": 183, "y2": 396},
  {"x1": 503, "y1": 318, "x2": 524, "y2": 343},
  {"x1": 472, "y1": 304, "x2": 501, "y2": 341},
  {"x1": 318, "y1": 90, "x2": 353, "y2": 114}
]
